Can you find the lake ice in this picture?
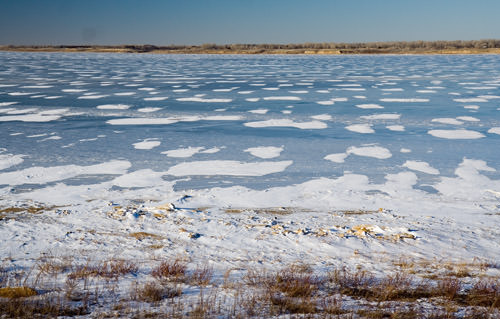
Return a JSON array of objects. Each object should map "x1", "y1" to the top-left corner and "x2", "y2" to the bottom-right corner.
[{"x1": 1, "y1": 52, "x2": 499, "y2": 204}]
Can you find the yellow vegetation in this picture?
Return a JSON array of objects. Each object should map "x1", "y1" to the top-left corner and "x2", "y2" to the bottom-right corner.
[{"x1": 0, "y1": 287, "x2": 38, "y2": 298}]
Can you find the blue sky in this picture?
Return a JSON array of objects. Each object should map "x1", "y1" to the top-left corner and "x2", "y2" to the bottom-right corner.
[{"x1": 1, "y1": 0, "x2": 499, "y2": 45}]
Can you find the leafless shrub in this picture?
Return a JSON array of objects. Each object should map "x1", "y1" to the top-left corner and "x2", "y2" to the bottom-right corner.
[
  {"x1": 151, "y1": 258, "x2": 187, "y2": 283},
  {"x1": 133, "y1": 281, "x2": 182, "y2": 303},
  {"x1": 437, "y1": 277, "x2": 462, "y2": 300},
  {"x1": 188, "y1": 264, "x2": 214, "y2": 286},
  {"x1": 467, "y1": 278, "x2": 500, "y2": 308}
]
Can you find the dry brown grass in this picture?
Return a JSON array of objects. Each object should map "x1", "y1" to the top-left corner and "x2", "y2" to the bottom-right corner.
[
  {"x1": 151, "y1": 258, "x2": 187, "y2": 283},
  {"x1": 1, "y1": 254, "x2": 499, "y2": 318},
  {"x1": 188, "y1": 264, "x2": 214, "y2": 286},
  {"x1": 129, "y1": 231, "x2": 164, "y2": 240},
  {"x1": 67, "y1": 259, "x2": 138, "y2": 280},
  {"x1": 0, "y1": 286, "x2": 37, "y2": 298},
  {"x1": 132, "y1": 281, "x2": 182, "y2": 303}
]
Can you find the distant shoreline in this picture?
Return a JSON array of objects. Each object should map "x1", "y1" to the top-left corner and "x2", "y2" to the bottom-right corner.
[{"x1": 2, "y1": 40, "x2": 500, "y2": 55}]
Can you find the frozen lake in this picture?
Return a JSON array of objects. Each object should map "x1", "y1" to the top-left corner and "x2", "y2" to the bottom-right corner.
[{"x1": 1, "y1": 52, "x2": 500, "y2": 214}]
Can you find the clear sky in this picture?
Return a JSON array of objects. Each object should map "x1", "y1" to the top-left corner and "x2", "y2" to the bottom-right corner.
[{"x1": 1, "y1": 0, "x2": 499, "y2": 45}]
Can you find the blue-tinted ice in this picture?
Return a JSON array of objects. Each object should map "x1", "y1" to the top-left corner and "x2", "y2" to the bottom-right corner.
[{"x1": 1, "y1": 52, "x2": 500, "y2": 193}]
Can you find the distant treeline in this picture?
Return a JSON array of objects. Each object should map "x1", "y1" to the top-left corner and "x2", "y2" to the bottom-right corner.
[{"x1": 3, "y1": 40, "x2": 500, "y2": 54}]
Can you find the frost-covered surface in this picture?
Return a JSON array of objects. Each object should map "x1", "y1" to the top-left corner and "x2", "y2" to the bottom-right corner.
[{"x1": 0, "y1": 53, "x2": 500, "y2": 312}]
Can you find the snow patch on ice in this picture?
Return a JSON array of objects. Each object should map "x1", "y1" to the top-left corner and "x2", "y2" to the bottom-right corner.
[
  {"x1": 166, "y1": 160, "x2": 293, "y2": 176},
  {"x1": 0, "y1": 153, "x2": 25, "y2": 170},
  {"x1": 488, "y1": 127, "x2": 500, "y2": 135},
  {"x1": 360, "y1": 113, "x2": 401, "y2": 120},
  {"x1": 177, "y1": 97, "x2": 232, "y2": 103},
  {"x1": 263, "y1": 96, "x2": 301, "y2": 101},
  {"x1": 244, "y1": 119, "x2": 327, "y2": 130},
  {"x1": 347, "y1": 145, "x2": 392, "y2": 159},
  {"x1": 356, "y1": 104, "x2": 384, "y2": 109},
  {"x1": 431, "y1": 118, "x2": 464, "y2": 125},
  {"x1": 386, "y1": 125, "x2": 405, "y2": 131},
  {"x1": 403, "y1": 160, "x2": 440, "y2": 175},
  {"x1": 324, "y1": 153, "x2": 348, "y2": 163},
  {"x1": 310, "y1": 114, "x2": 332, "y2": 121},
  {"x1": 244, "y1": 146, "x2": 283, "y2": 159},
  {"x1": 248, "y1": 109, "x2": 268, "y2": 114},
  {"x1": 428, "y1": 129, "x2": 485, "y2": 139},
  {"x1": 380, "y1": 98, "x2": 429, "y2": 102},
  {"x1": 133, "y1": 139, "x2": 161, "y2": 150},
  {"x1": 0, "y1": 160, "x2": 131, "y2": 186},
  {"x1": 345, "y1": 124, "x2": 374, "y2": 134},
  {"x1": 97, "y1": 104, "x2": 131, "y2": 110},
  {"x1": 162, "y1": 147, "x2": 205, "y2": 158}
]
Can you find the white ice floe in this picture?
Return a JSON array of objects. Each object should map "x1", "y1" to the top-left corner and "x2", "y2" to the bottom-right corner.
[
  {"x1": 133, "y1": 139, "x2": 161, "y2": 150},
  {"x1": 464, "y1": 86, "x2": 497, "y2": 90},
  {"x1": 356, "y1": 104, "x2": 384, "y2": 109},
  {"x1": 245, "y1": 98, "x2": 261, "y2": 102},
  {"x1": 5, "y1": 108, "x2": 38, "y2": 115},
  {"x1": 107, "y1": 115, "x2": 242, "y2": 125},
  {"x1": 403, "y1": 160, "x2": 440, "y2": 175},
  {"x1": 162, "y1": 147, "x2": 205, "y2": 158},
  {"x1": 431, "y1": 118, "x2": 464, "y2": 125},
  {"x1": 428, "y1": 129, "x2": 485, "y2": 139},
  {"x1": 8, "y1": 92, "x2": 37, "y2": 96},
  {"x1": 488, "y1": 127, "x2": 500, "y2": 135},
  {"x1": 244, "y1": 146, "x2": 284, "y2": 159},
  {"x1": 463, "y1": 106, "x2": 480, "y2": 112},
  {"x1": 400, "y1": 148, "x2": 412, "y2": 153},
  {"x1": 0, "y1": 153, "x2": 25, "y2": 170},
  {"x1": 237, "y1": 91, "x2": 254, "y2": 94},
  {"x1": 62, "y1": 89, "x2": 87, "y2": 93},
  {"x1": 112, "y1": 169, "x2": 165, "y2": 188},
  {"x1": 346, "y1": 145, "x2": 392, "y2": 159},
  {"x1": 144, "y1": 96, "x2": 168, "y2": 101},
  {"x1": 381, "y1": 88, "x2": 404, "y2": 92},
  {"x1": 263, "y1": 96, "x2": 301, "y2": 101},
  {"x1": 137, "y1": 107, "x2": 161, "y2": 113},
  {"x1": 177, "y1": 97, "x2": 232, "y2": 103},
  {"x1": 200, "y1": 147, "x2": 222, "y2": 154},
  {"x1": 360, "y1": 113, "x2": 401, "y2": 120},
  {"x1": 453, "y1": 98, "x2": 488, "y2": 103},
  {"x1": 310, "y1": 114, "x2": 332, "y2": 121},
  {"x1": 244, "y1": 119, "x2": 327, "y2": 129},
  {"x1": 316, "y1": 100, "x2": 335, "y2": 105},
  {"x1": 40, "y1": 136, "x2": 62, "y2": 141},
  {"x1": 77, "y1": 94, "x2": 109, "y2": 99},
  {"x1": 97, "y1": 104, "x2": 131, "y2": 110},
  {"x1": 166, "y1": 160, "x2": 293, "y2": 176},
  {"x1": 434, "y1": 158, "x2": 497, "y2": 200},
  {"x1": 379, "y1": 98, "x2": 429, "y2": 102},
  {"x1": 0, "y1": 113, "x2": 62, "y2": 122},
  {"x1": 248, "y1": 109, "x2": 268, "y2": 114},
  {"x1": 386, "y1": 125, "x2": 405, "y2": 131},
  {"x1": 345, "y1": 124, "x2": 374, "y2": 134},
  {"x1": 456, "y1": 116, "x2": 480, "y2": 122},
  {"x1": 324, "y1": 153, "x2": 348, "y2": 163},
  {"x1": 477, "y1": 95, "x2": 500, "y2": 100},
  {"x1": 114, "y1": 92, "x2": 136, "y2": 96},
  {"x1": 0, "y1": 160, "x2": 131, "y2": 186},
  {"x1": 416, "y1": 90, "x2": 437, "y2": 93},
  {"x1": 0, "y1": 102, "x2": 18, "y2": 107}
]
